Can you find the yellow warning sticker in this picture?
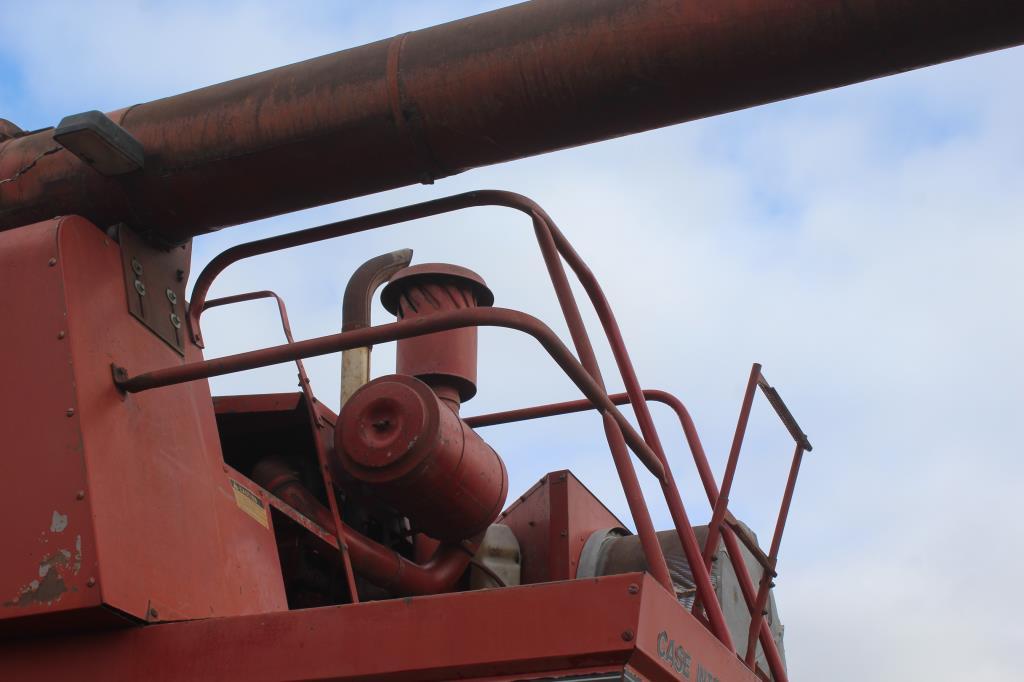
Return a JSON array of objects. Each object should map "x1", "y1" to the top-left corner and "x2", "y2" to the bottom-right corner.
[{"x1": 230, "y1": 479, "x2": 269, "y2": 528}]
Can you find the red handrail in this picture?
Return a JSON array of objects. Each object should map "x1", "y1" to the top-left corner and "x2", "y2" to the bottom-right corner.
[
  {"x1": 184, "y1": 190, "x2": 733, "y2": 643},
  {"x1": 201, "y1": 291, "x2": 360, "y2": 603}
]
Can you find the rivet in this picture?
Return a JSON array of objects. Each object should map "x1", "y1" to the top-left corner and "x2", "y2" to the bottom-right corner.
[
  {"x1": 76, "y1": 490, "x2": 85, "y2": 500},
  {"x1": 66, "y1": 408, "x2": 75, "y2": 417},
  {"x1": 149, "y1": 608, "x2": 159, "y2": 619},
  {"x1": 47, "y1": 257, "x2": 57, "y2": 267},
  {"x1": 57, "y1": 330, "x2": 66, "y2": 339},
  {"x1": 86, "y1": 577, "x2": 96, "y2": 587},
  {"x1": 559, "y1": 529, "x2": 568, "y2": 537},
  {"x1": 627, "y1": 583, "x2": 639, "y2": 594},
  {"x1": 134, "y1": 279, "x2": 146, "y2": 296},
  {"x1": 621, "y1": 630, "x2": 635, "y2": 642}
]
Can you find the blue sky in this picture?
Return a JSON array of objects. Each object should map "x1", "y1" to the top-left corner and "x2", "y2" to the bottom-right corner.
[{"x1": 3, "y1": 3, "x2": 1022, "y2": 680}]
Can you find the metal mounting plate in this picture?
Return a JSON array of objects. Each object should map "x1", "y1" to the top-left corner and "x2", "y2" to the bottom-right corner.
[{"x1": 118, "y1": 225, "x2": 190, "y2": 355}]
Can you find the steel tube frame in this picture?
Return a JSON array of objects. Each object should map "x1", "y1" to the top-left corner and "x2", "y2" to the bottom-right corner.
[
  {"x1": 201, "y1": 291, "x2": 360, "y2": 602},
  {"x1": 744, "y1": 443, "x2": 806, "y2": 668},
  {"x1": 702, "y1": 364, "x2": 761, "y2": 571},
  {"x1": 532, "y1": 207, "x2": 734, "y2": 649},
  {"x1": 465, "y1": 389, "x2": 789, "y2": 682},
  {"x1": 185, "y1": 189, "x2": 732, "y2": 642},
  {"x1": 117, "y1": 306, "x2": 666, "y2": 481}
]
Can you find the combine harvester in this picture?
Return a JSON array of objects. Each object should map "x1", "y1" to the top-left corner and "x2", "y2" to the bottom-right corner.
[{"x1": 1, "y1": 1, "x2": 1021, "y2": 680}]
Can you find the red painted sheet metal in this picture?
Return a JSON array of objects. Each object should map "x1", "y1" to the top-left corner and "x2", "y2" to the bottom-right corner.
[
  {"x1": 632, "y1": 574, "x2": 758, "y2": 682},
  {"x1": 0, "y1": 572, "x2": 754, "y2": 681},
  {"x1": 0, "y1": 217, "x2": 287, "y2": 632},
  {"x1": 0, "y1": 218, "x2": 104, "y2": 632},
  {"x1": 58, "y1": 218, "x2": 287, "y2": 621},
  {"x1": 1, "y1": 0, "x2": 1022, "y2": 241},
  {"x1": 500, "y1": 470, "x2": 627, "y2": 584}
]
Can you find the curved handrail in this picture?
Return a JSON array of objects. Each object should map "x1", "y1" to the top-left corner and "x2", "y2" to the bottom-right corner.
[
  {"x1": 183, "y1": 189, "x2": 731, "y2": 644},
  {"x1": 464, "y1": 388, "x2": 789, "y2": 682},
  {"x1": 115, "y1": 306, "x2": 666, "y2": 482}
]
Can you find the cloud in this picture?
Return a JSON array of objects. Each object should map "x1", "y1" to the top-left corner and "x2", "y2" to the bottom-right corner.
[{"x1": 3, "y1": 3, "x2": 1022, "y2": 680}]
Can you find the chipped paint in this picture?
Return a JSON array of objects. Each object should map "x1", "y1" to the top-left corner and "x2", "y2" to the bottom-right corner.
[
  {"x1": 73, "y1": 534, "x2": 82, "y2": 574},
  {"x1": 50, "y1": 510, "x2": 68, "y2": 533},
  {"x1": 5, "y1": 551, "x2": 70, "y2": 607},
  {"x1": 4, "y1": 517, "x2": 83, "y2": 608}
]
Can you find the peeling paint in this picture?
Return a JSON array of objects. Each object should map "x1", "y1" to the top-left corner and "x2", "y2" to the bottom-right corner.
[
  {"x1": 38, "y1": 549, "x2": 71, "y2": 578},
  {"x1": 50, "y1": 510, "x2": 68, "y2": 533},
  {"x1": 5, "y1": 551, "x2": 70, "y2": 607}
]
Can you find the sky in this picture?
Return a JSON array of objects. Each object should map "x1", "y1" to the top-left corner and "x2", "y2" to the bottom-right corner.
[{"x1": 2, "y1": 2, "x2": 1022, "y2": 680}]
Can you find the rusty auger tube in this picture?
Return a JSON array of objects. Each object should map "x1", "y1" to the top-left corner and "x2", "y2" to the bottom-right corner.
[{"x1": 2, "y1": 0, "x2": 1023, "y2": 241}]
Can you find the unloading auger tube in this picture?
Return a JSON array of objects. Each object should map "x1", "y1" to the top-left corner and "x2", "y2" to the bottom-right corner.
[{"x1": 1, "y1": 0, "x2": 1023, "y2": 244}]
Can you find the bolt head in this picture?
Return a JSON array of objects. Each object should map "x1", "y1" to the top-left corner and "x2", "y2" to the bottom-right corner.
[
  {"x1": 47, "y1": 257, "x2": 57, "y2": 267},
  {"x1": 131, "y1": 258, "x2": 143, "y2": 276},
  {"x1": 627, "y1": 583, "x2": 639, "y2": 594},
  {"x1": 169, "y1": 313, "x2": 181, "y2": 329},
  {"x1": 76, "y1": 490, "x2": 85, "y2": 500},
  {"x1": 57, "y1": 330, "x2": 66, "y2": 339},
  {"x1": 165, "y1": 288, "x2": 178, "y2": 304},
  {"x1": 66, "y1": 408, "x2": 75, "y2": 417},
  {"x1": 86, "y1": 577, "x2": 96, "y2": 587},
  {"x1": 621, "y1": 629, "x2": 635, "y2": 642},
  {"x1": 134, "y1": 279, "x2": 147, "y2": 296}
]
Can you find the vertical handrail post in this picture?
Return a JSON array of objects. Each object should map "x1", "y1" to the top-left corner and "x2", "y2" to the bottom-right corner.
[
  {"x1": 201, "y1": 291, "x2": 360, "y2": 603},
  {"x1": 703, "y1": 363, "x2": 761, "y2": 568},
  {"x1": 744, "y1": 442, "x2": 806, "y2": 666}
]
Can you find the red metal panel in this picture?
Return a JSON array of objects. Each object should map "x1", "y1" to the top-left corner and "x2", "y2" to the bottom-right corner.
[
  {"x1": 501, "y1": 471, "x2": 625, "y2": 583},
  {"x1": 0, "y1": 572, "x2": 757, "y2": 681},
  {"x1": 58, "y1": 218, "x2": 288, "y2": 621},
  {"x1": 565, "y1": 474, "x2": 630, "y2": 580},
  {"x1": 499, "y1": 476, "x2": 552, "y2": 585},
  {"x1": 0, "y1": 217, "x2": 286, "y2": 632},
  {"x1": 0, "y1": 219, "x2": 104, "y2": 632},
  {"x1": 0, "y1": 572, "x2": 732, "y2": 681},
  {"x1": 632, "y1": 575, "x2": 759, "y2": 682}
]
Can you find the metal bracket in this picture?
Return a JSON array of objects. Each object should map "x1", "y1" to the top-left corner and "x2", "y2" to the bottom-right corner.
[
  {"x1": 53, "y1": 110, "x2": 144, "y2": 176},
  {"x1": 118, "y1": 224, "x2": 190, "y2": 356}
]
